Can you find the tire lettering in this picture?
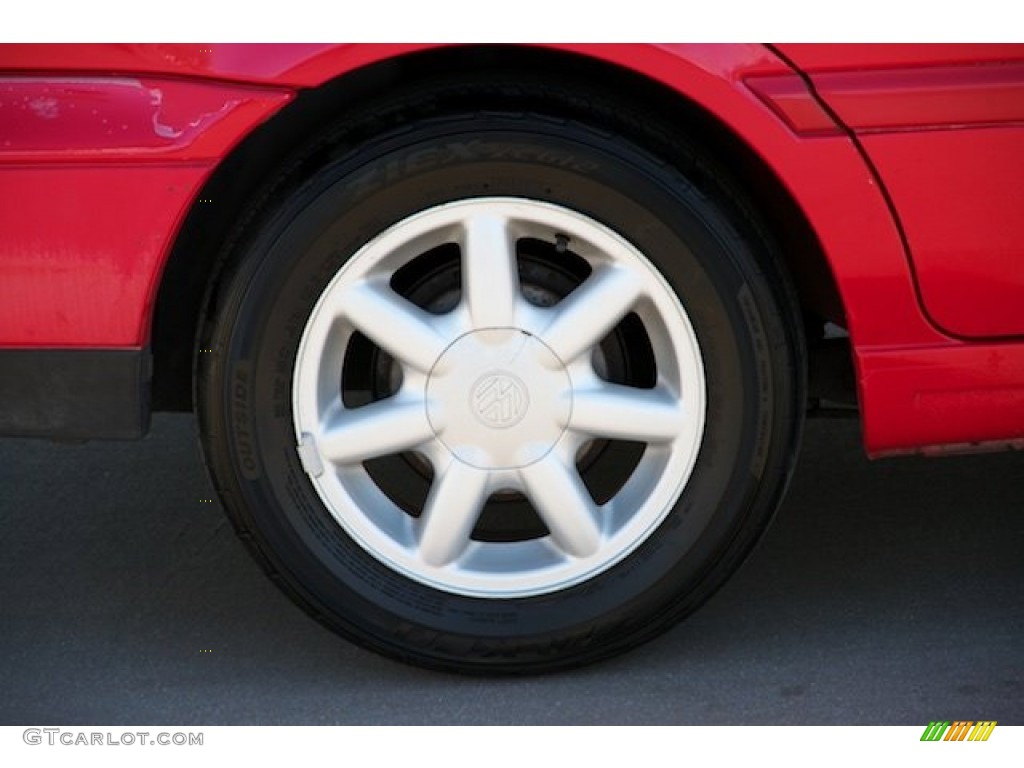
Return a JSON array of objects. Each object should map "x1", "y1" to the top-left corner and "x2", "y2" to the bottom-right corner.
[{"x1": 230, "y1": 363, "x2": 261, "y2": 480}]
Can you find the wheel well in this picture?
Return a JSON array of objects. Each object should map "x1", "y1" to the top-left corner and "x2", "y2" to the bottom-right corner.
[{"x1": 151, "y1": 44, "x2": 847, "y2": 411}]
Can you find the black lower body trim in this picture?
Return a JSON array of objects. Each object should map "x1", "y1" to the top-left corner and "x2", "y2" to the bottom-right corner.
[{"x1": 0, "y1": 348, "x2": 151, "y2": 440}]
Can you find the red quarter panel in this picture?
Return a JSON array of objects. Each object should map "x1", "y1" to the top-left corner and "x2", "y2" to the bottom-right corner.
[
  {"x1": 778, "y1": 44, "x2": 1024, "y2": 339},
  {"x1": 0, "y1": 75, "x2": 291, "y2": 346}
]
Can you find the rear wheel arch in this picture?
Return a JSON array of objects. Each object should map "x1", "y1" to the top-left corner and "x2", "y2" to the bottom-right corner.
[
  {"x1": 171, "y1": 45, "x2": 832, "y2": 672},
  {"x1": 149, "y1": 43, "x2": 844, "y2": 413}
]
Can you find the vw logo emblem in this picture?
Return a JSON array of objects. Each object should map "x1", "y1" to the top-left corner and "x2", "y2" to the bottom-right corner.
[{"x1": 470, "y1": 372, "x2": 528, "y2": 429}]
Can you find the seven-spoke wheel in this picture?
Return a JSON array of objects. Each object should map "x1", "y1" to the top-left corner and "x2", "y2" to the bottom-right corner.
[
  {"x1": 198, "y1": 89, "x2": 803, "y2": 673},
  {"x1": 291, "y1": 199, "x2": 705, "y2": 598}
]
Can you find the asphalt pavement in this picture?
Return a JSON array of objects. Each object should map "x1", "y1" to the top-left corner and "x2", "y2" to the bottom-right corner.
[{"x1": 1, "y1": 414, "x2": 1021, "y2": 724}]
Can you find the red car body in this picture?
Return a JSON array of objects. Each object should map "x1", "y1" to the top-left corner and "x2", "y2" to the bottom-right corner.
[{"x1": 2, "y1": 42, "x2": 1023, "y2": 455}]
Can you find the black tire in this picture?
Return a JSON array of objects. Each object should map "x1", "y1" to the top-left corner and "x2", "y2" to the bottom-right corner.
[{"x1": 197, "y1": 77, "x2": 804, "y2": 674}]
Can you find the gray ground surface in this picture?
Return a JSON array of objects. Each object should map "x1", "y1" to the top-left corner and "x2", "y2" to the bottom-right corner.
[{"x1": 1, "y1": 415, "x2": 1021, "y2": 724}]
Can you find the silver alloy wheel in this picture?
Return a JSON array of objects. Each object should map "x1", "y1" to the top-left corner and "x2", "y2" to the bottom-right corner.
[{"x1": 292, "y1": 198, "x2": 706, "y2": 598}]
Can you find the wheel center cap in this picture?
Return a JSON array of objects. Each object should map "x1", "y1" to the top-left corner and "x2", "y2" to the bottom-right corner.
[{"x1": 426, "y1": 328, "x2": 571, "y2": 470}]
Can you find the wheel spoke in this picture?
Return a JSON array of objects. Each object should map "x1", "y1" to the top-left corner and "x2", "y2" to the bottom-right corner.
[
  {"x1": 417, "y1": 460, "x2": 491, "y2": 567},
  {"x1": 539, "y1": 266, "x2": 643, "y2": 363},
  {"x1": 460, "y1": 212, "x2": 520, "y2": 329},
  {"x1": 571, "y1": 384, "x2": 686, "y2": 443},
  {"x1": 520, "y1": 455, "x2": 602, "y2": 558},
  {"x1": 318, "y1": 398, "x2": 434, "y2": 466},
  {"x1": 339, "y1": 279, "x2": 448, "y2": 373}
]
